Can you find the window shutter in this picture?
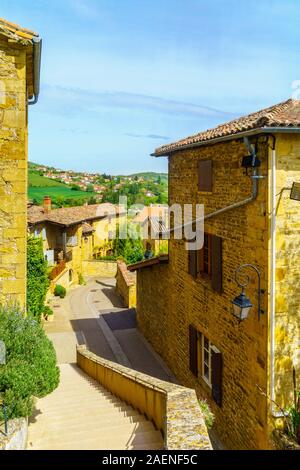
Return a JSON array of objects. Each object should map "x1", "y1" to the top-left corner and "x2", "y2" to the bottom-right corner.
[
  {"x1": 198, "y1": 246, "x2": 204, "y2": 274},
  {"x1": 189, "y1": 325, "x2": 198, "y2": 377},
  {"x1": 211, "y1": 346, "x2": 223, "y2": 407},
  {"x1": 211, "y1": 235, "x2": 222, "y2": 293},
  {"x1": 188, "y1": 250, "x2": 198, "y2": 278},
  {"x1": 198, "y1": 160, "x2": 212, "y2": 192}
]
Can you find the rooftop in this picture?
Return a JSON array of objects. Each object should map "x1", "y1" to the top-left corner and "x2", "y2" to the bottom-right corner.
[
  {"x1": 28, "y1": 203, "x2": 125, "y2": 227},
  {"x1": 153, "y1": 99, "x2": 300, "y2": 156},
  {"x1": 0, "y1": 17, "x2": 38, "y2": 42}
]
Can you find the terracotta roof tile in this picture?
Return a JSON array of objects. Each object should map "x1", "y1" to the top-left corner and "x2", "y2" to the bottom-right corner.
[
  {"x1": 154, "y1": 99, "x2": 300, "y2": 156},
  {"x1": 0, "y1": 17, "x2": 38, "y2": 42},
  {"x1": 128, "y1": 255, "x2": 169, "y2": 272},
  {"x1": 28, "y1": 203, "x2": 124, "y2": 227}
]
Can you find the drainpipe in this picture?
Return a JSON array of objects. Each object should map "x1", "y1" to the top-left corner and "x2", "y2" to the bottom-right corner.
[
  {"x1": 164, "y1": 137, "x2": 261, "y2": 236},
  {"x1": 270, "y1": 141, "x2": 280, "y2": 416},
  {"x1": 28, "y1": 36, "x2": 42, "y2": 105}
]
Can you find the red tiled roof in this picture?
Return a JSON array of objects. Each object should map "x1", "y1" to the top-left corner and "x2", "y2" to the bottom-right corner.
[
  {"x1": 153, "y1": 99, "x2": 300, "y2": 156},
  {"x1": 0, "y1": 17, "x2": 38, "y2": 42},
  {"x1": 28, "y1": 203, "x2": 125, "y2": 227}
]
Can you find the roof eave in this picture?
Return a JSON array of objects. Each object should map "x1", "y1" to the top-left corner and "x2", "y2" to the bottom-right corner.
[{"x1": 152, "y1": 126, "x2": 300, "y2": 157}]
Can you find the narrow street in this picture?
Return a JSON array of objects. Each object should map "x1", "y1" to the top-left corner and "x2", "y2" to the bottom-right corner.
[{"x1": 44, "y1": 277, "x2": 175, "y2": 382}]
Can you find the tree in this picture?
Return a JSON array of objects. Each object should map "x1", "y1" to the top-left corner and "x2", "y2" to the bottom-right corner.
[
  {"x1": 0, "y1": 305, "x2": 59, "y2": 420},
  {"x1": 27, "y1": 236, "x2": 49, "y2": 321},
  {"x1": 86, "y1": 184, "x2": 94, "y2": 193}
]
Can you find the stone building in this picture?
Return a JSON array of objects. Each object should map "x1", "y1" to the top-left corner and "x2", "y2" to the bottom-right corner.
[
  {"x1": 0, "y1": 18, "x2": 42, "y2": 307},
  {"x1": 28, "y1": 197, "x2": 126, "y2": 288},
  {"x1": 129, "y1": 99, "x2": 300, "y2": 449}
]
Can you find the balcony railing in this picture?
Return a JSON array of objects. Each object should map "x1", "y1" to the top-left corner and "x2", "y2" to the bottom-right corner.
[{"x1": 49, "y1": 260, "x2": 66, "y2": 281}]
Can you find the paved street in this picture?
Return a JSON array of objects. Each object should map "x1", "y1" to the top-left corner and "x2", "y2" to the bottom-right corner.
[{"x1": 45, "y1": 277, "x2": 175, "y2": 383}]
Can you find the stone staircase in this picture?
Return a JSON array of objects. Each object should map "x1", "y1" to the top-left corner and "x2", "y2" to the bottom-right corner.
[{"x1": 27, "y1": 364, "x2": 164, "y2": 450}]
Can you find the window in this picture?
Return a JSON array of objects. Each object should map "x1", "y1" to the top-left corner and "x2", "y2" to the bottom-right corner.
[
  {"x1": 201, "y1": 335, "x2": 212, "y2": 387},
  {"x1": 189, "y1": 325, "x2": 223, "y2": 407},
  {"x1": 67, "y1": 235, "x2": 78, "y2": 247},
  {"x1": 189, "y1": 233, "x2": 223, "y2": 293},
  {"x1": 198, "y1": 160, "x2": 213, "y2": 192}
]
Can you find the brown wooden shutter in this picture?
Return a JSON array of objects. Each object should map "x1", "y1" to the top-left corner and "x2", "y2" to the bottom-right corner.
[
  {"x1": 198, "y1": 160, "x2": 212, "y2": 192},
  {"x1": 188, "y1": 250, "x2": 198, "y2": 278},
  {"x1": 211, "y1": 347, "x2": 223, "y2": 407},
  {"x1": 198, "y1": 245, "x2": 204, "y2": 274},
  {"x1": 189, "y1": 325, "x2": 198, "y2": 377},
  {"x1": 211, "y1": 235, "x2": 222, "y2": 293}
]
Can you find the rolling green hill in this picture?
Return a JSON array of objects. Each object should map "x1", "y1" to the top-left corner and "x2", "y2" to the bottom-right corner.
[{"x1": 28, "y1": 170, "x2": 96, "y2": 205}]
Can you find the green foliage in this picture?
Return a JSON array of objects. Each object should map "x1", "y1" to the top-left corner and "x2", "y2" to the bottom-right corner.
[
  {"x1": 43, "y1": 306, "x2": 54, "y2": 317},
  {"x1": 285, "y1": 368, "x2": 300, "y2": 443},
  {"x1": 54, "y1": 285, "x2": 67, "y2": 299},
  {"x1": 27, "y1": 237, "x2": 49, "y2": 321},
  {"x1": 0, "y1": 305, "x2": 59, "y2": 420},
  {"x1": 96, "y1": 256, "x2": 116, "y2": 261},
  {"x1": 112, "y1": 225, "x2": 144, "y2": 265},
  {"x1": 198, "y1": 400, "x2": 215, "y2": 429},
  {"x1": 78, "y1": 273, "x2": 86, "y2": 286}
]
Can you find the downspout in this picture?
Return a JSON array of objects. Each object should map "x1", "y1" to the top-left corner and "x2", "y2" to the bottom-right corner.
[
  {"x1": 28, "y1": 36, "x2": 42, "y2": 105},
  {"x1": 270, "y1": 140, "x2": 280, "y2": 416},
  {"x1": 164, "y1": 137, "x2": 261, "y2": 236}
]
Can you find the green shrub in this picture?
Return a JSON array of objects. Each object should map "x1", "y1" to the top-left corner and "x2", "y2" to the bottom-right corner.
[
  {"x1": 43, "y1": 306, "x2": 54, "y2": 317},
  {"x1": 0, "y1": 305, "x2": 59, "y2": 420},
  {"x1": 27, "y1": 237, "x2": 49, "y2": 321},
  {"x1": 198, "y1": 400, "x2": 215, "y2": 429},
  {"x1": 78, "y1": 273, "x2": 86, "y2": 285},
  {"x1": 54, "y1": 285, "x2": 67, "y2": 299}
]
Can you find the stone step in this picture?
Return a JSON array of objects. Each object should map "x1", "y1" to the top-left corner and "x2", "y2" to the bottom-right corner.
[
  {"x1": 28, "y1": 420, "x2": 155, "y2": 440},
  {"x1": 28, "y1": 414, "x2": 147, "y2": 435},
  {"x1": 29, "y1": 429, "x2": 163, "y2": 450},
  {"x1": 38, "y1": 402, "x2": 137, "y2": 420},
  {"x1": 37, "y1": 394, "x2": 122, "y2": 407},
  {"x1": 28, "y1": 364, "x2": 164, "y2": 450}
]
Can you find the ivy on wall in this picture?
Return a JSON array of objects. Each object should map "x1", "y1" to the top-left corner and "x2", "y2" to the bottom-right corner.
[{"x1": 27, "y1": 236, "x2": 49, "y2": 321}]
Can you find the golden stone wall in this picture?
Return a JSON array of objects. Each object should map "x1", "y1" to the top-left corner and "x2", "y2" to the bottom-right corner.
[
  {"x1": 0, "y1": 37, "x2": 28, "y2": 307},
  {"x1": 137, "y1": 138, "x2": 271, "y2": 449},
  {"x1": 273, "y1": 135, "x2": 300, "y2": 408}
]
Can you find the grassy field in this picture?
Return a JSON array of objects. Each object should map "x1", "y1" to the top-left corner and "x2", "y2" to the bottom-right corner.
[
  {"x1": 28, "y1": 186, "x2": 95, "y2": 203},
  {"x1": 28, "y1": 170, "x2": 96, "y2": 204},
  {"x1": 28, "y1": 170, "x2": 66, "y2": 187}
]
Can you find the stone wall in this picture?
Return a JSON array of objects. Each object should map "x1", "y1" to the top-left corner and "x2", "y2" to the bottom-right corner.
[
  {"x1": 0, "y1": 36, "x2": 28, "y2": 307},
  {"x1": 115, "y1": 260, "x2": 136, "y2": 308},
  {"x1": 273, "y1": 135, "x2": 300, "y2": 407},
  {"x1": 136, "y1": 137, "x2": 271, "y2": 450},
  {"x1": 82, "y1": 260, "x2": 117, "y2": 278},
  {"x1": 0, "y1": 418, "x2": 28, "y2": 450},
  {"x1": 77, "y1": 345, "x2": 212, "y2": 450}
]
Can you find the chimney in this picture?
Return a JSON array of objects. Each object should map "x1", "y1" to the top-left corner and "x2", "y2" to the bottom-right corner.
[{"x1": 43, "y1": 196, "x2": 52, "y2": 213}]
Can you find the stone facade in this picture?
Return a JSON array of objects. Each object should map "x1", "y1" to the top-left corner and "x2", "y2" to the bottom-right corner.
[
  {"x1": 115, "y1": 260, "x2": 136, "y2": 308},
  {"x1": 135, "y1": 134, "x2": 300, "y2": 449},
  {"x1": 0, "y1": 32, "x2": 34, "y2": 307}
]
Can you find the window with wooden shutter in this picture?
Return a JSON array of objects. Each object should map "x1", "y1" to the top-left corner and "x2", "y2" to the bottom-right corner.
[
  {"x1": 211, "y1": 235, "x2": 223, "y2": 293},
  {"x1": 189, "y1": 325, "x2": 198, "y2": 377},
  {"x1": 198, "y1": 160, "x2": 213, "y2": 192},
  {"x1": 188, "y1": 232, "x2": 222, "y2": 291},
  {"x1": 211, "y1": 346, "x2": 223, "y2": 407}
]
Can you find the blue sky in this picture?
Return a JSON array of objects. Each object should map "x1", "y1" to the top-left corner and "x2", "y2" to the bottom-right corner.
[{"x1": 2, "y1": 0, "x2": 300, "y2": 174}]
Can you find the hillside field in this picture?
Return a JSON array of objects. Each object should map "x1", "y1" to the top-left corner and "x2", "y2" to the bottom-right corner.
[{"x1": 28, "y1": 170, "x2": 96, "y2": 204}]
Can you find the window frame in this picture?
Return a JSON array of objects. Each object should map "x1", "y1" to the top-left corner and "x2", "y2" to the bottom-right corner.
[{"x1": 198, "y1": 332, "x2": 213, "y2": 388}]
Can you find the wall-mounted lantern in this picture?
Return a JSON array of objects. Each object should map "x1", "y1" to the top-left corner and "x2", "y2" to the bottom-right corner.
[{"x1": 232, "y1": 264, "x2": 264, "y2": 322}]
